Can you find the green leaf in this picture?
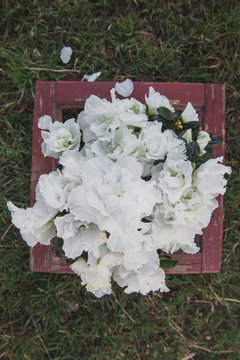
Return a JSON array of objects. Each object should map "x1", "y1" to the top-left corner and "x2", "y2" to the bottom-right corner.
[
  {"x1": 186, "y1": 141, "x2": 200, "y2": 161},
  {"x1": 148, "y1": 115, "x2": 172, "y2": 124},
  {"x1": 182, "y1": 121, "x2": 201, "y2": 129},
  {"x1": 160, "y1": 257, "x2": 178, "y2": 269},
  {"x1": 209, "y1": 135, "x2": 223, "y2": 146},
  {"x1": 157, "y1": 107, "x2": 176, "y2": 121}
]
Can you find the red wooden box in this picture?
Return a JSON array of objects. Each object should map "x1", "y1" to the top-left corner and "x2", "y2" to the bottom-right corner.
[{"x1": 30, "y1": 81, "x2": 225, "y2": 274}]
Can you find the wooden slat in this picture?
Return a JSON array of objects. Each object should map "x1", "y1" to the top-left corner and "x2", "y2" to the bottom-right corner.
[
  {"x1": 201, "y1": 84, "x2": 225, "y2": 273},
  {"x1": 30, "y1": 82, "x2": 56, "y2": 272},
  {"x1": 56, "y1": 81, "x2": 205, "y2": 108}
]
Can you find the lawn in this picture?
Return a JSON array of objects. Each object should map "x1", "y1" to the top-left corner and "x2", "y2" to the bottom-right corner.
[{"x1": 0, "y1": 1, "x2": 239, "y2": 359}]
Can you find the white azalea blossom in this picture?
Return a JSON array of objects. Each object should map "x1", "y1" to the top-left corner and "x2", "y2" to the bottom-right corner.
[
  {"x1": 77, "y1": 94, "x2": 120, "y2": 142},
  {"x1": 71, "y1": 251, "x2": 123, "y2": 297},
  {"x1": 59, "y1": 150, "x2": 88, "y2": 184},
  {"x1": 156, "y1": 155, "x2": 193, "y2": 203},
  {"x1": 38, "y1": 170, "x2": 73, "y2": 212},
  {"x1": 113, "y1": 262, "x2": 169, "y2": 295},
  {"x1": 193, "y1": 156, "x2": 232, "y2": 199},
  {"x1": 54, "y1": 214, "x2": 107, "y2": 259},
  {"x1": 8, "y1": 86, "x2": 231, "y2": 298},
  {"x1": 140, "y1": 122, "x2": 186, "y2": 161},
  {"x1": 145, "y1": 86, "x2": 175, "y2": 115},
  {"x1": 7, "y1": 194, "x2": 57, "y2": 247},
  {"x1": 39, "y1": 118, "x2": 81, "y2": 158},
  {"x1": 90, "y1": 125, "x2": 146, "y2": 163}
]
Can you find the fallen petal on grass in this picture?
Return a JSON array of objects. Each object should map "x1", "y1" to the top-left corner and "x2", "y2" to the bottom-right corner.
[
  {"x1": 60, "y1": 46, "x2": 73, "y2": 64},
  {"x1": 82, "y1": 71, "x2": 101, "y2": 81}
]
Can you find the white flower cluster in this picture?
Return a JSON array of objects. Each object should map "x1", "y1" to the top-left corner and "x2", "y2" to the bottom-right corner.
[{"x1": 8, "y1": 86, "x2": 231, "y2": 298}]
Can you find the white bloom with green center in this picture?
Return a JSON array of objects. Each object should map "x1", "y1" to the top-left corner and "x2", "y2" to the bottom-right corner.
[
  {"x1": 77, "y1": 94, "x2": 120, "y2": 142},
  {"x1": 140, "y1": 121, "x2": 186, "y2": 160},
  {"x1": 90, "y1": 125, "x2": 146, "y2": 163},
  {"x1": 111, "y1": 90, "x2": 148, "y2": 128},
  {"x1": 145, "y1": 86, "x2": 175, "y2": 115},
  {"x1": 156, "y1": 155, "x2": 193, "y2": 203},
  {"x1": 39, "y1": 117, "x2": 81, "y2": 158}
]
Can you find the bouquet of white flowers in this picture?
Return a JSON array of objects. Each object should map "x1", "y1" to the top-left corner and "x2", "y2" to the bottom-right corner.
[{"x1": 8, "y1": 86, "x2": 231, "y2": 298}]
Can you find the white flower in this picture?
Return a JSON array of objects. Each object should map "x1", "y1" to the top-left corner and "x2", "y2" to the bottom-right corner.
[
  {"x1": 123, "y1": 247, "x2": 159, "y2": 272},
  {"x1": 193, "y1": 156, "x2": 232, "y2": 199},
  {"x1": 90, "y1": 125, "x2": 146, "y2": 163},
  {"x1": 38, "y1": 170, "x2": 73, "y2": 212},
  {"x1": 152, "y1": 218, "x2": 200, "y2": 254},
  {"x1": 181, "y1": 102, "x2": 199, "y2": 123},
  {"x1": 115, "y1": 78, "x2": 134, "y2": 97},
  {"x1": 59, "y1": 150, "x2": 87, "y2": 184},
  {"x1": 82, "y1": 71, "x2": 101, "y2": 82},
  {"x1": 118, "y1": 98, "x2": 148, "y2": 128},
  {"x1": 77, "y1": 95, "x2": 120, "y2": 142},
  {"x1": 140, "y1": 122, "x2": 186, "y2": 161},
  {"x1": 54, "y1": 214, "x2": 107, "y2": 259},
  {"x1": 7, "y1": 195, "x2": 57, "y2": 247},
  {"x1": 145, "y1": 87, "x2": 175, "y2": 115},
  {"x1": 156, "y1": 155, "x2": 193, "y2": 203},
  {"x1": 68, "y1": 156, "x2": 159, "y2": 247},
  {"x1": 71, "y1": 252, "x2": 123, "y2": 297},
  {"x1": 113, "y1": 263, "x2": 169, "y2": 295},
  {"x1": 60, "y1": 46, "x2": 72, "y2": 64},
  {"x1": 196, "y1": 131, "x2": 211, "y2": 153},
  {"x1": 153, "y1": 188, "x2": 219, "y2": 235},
  {"x1": 39, "y1": 118, "x2": 81, "y2": 158}
]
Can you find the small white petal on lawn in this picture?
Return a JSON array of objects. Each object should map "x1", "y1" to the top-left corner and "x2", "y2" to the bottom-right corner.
[
  {"x1": 82, "y1": 71, "x2": 101, "y2": 82},
  {"x1": 60, "y1": 46, "x2": 73, "y2": 64}
]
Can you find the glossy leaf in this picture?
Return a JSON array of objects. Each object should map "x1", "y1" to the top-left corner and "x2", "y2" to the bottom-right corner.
[
  {"x1": 157, "y1": 106, "x2": 177, "y2": 121},
  {"x1": 186, "y1": 141, "x2": 200, "y2": 161}
]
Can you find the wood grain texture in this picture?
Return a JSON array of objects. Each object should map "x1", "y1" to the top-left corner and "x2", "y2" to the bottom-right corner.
[
  {"x1": 201, "y1": 84, "x2": 225, "y2": 273},
  {"x1": 30, "y1": 82, "x2": 57, "y2": 272},
  {"x1": 30, "y1": 81, "x2": 225, "y2": 275}
]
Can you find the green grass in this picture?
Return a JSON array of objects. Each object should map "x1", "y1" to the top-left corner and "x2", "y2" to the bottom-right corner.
[{"x1": 0, "y1": 0, "x2": 240, "y2": 359}]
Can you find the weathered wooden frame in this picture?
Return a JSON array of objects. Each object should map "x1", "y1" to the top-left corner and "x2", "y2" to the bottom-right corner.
[{"x1": 30, "y1": 81, "x2": 225, "y2": 274}]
